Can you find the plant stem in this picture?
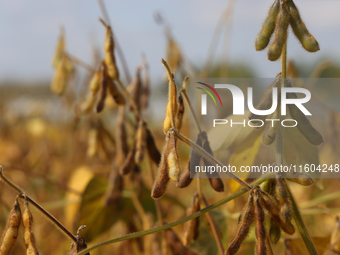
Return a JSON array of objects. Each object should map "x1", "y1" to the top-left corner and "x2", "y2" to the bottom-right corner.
[
  {"x1": 0, "y1": 166, "x2": 77, "y2": 242},
  {"x1": 174, "y1": 130, "x2": 252, "y2": 190},
  {"x1": 288, "y1": 188, "x2": 318, "y2": 255},
  {"x1": 278, "y1": 42, "x2": 317, "y2": 255},
  {"x1": 147, "y1": 154, "x2": 168, "y2": 255},
  {"x1": 202, "y1": 196, "x2": 225, "y2": 255},
  {"x1": 75, "y1": 175, "x2": 272, "y2": 255},
  {"x1": 67, "y1": 53, "x2": 95, "y2": 73}
]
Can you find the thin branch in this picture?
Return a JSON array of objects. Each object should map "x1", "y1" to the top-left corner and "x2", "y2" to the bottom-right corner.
[
  {"x1": 202, "y1": 196, "x2": 225, "y2": 254},
  {"x1": 116, "y1": 79, "x2": 141, "y2": 120},
  {"x1": 288, "y1": 185, "x2": 318, "y2": 255},
  {"x1": 0, "y1": 166, "x2": 77, "y2": 242},
  {"x1": 67, "y1": 53, "x2": 95, "y2": 73}
]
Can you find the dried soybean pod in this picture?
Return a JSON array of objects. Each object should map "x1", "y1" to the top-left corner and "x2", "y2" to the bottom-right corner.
[
  {"x1": 87, "y1": 127, "x2": 99, "y2": 158},
  {"x1": 134, "y1": 120, "x2": 147, "y2": 164},
  {"x1": 22, "y1": 199, "x2": 39, "y2": 255},
  {"x1": 165, "y1": 229, "x2": 198, "y2": 255},
  {"x1": 162, "y1": 59, "x2": 177, "y2": 133},
  {"x1": 167, "y1": 131, "x2": 181, "y2": 182},
  {"x1": 269, "y1": 218, "x2": 281, "y2": 244},
  {"x1": 226, "y1": 192, "x2": 255, "y2": 255},
  {"x1": 286, "y1": 92, "x2": 323, "y2": 145},
  {"x1": 287, "y1": 0, "x2": 320, "y2": 52},
  {"x1": 254, "y1": 191, "x2": 267, "y2": 255},
  {"x1": 141, "y1": 62, "x2": 150, "y2": 110},
  {"x1": 151, "y1": 137, "x2": 171, "y2": 199},
  {"x1": 178, "y1": 134, "x2": 202, "y2": 188},
  {"x1": 281, "y1": 202, "x2": 292, "y2": 223},
  {"x1": 115, "y1": 108, "x2": 129, "y2": 167},
  {"x1": 146, "y1": 129, "x2": 161, "y2": 165},
  {"x1": 52, "y1": 29, "x2": 65, "y2": 68},
  {"x1": 201, "y1": 132, "x2": 224, "y2": 192},
  {"x1": 262, "y1": 109, "x2": 279, "y2": 145},
  {"x1": 120, "y1": 146, "x2": 136, "y2": 175},
  {"x1": 0, "y1": 199, "x2": 21, "y2": 255},
  {"x1": 267, "y1": 1, "x2": 290, "y2": 61},
  {"x1": 256, "y1": 186, "x2": 295, "y2": 235},
  {"x1": 166, "y1": 37, "x2": 182, "y2": 74},
  {"x1": 129, "y1": 68, "x2": 142, "y2": 111},
  {"x1": 96, "y1": 62, "x2": 108, "y2": 113},
  {"x1": 276, "y1": 176, "x2": 290, "y2": 203},
  {"x1": 51, "y1": 57, "x2": 68, "y2": 96},
  {"x1": 183, "y1": 193, "x2": 201, "y2": 245},
  {"x1": 249, "y1": 75, "x2": 281, "y2": 121},
  {"x1": 67, "y1": 225, "x2": 90, "y2": 255},
  {"x1": 107, "y1": 79, "x2": 125, "y2": 105},
  {"x1": 285, "y1": 171, "x2": 314, "y2": 186},
  {"x1": 255, "y1": 0, "x2": 280, "y2": 51},
  {"x1": 177, "y1": 164, "x2": 192, "y2": 188},
  {"x1": 175, "y1": 93, "x2": 185, "y2": 131},
  {"x1": 100, "y1": 19, "x2": 119, "y2": 80}
]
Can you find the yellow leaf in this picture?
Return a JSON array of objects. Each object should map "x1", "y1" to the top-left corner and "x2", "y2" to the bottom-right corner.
[
  {"x1": 284, "y1": 236, "x2": 330, "y2": 255},
  {"x1": 65, "y1": 166, "x2": 93, "y2": 229},
  {"x1": 207, "y1": 111, "x2": 263, "y2": 152},
  {"x1": 228, "y1": 130, "x2": 263, "y2": 193}
]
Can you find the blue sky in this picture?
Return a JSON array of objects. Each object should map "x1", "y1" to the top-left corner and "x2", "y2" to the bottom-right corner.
[{"x1": 1, "y1": 0, "x2": 340, "y2": 83}]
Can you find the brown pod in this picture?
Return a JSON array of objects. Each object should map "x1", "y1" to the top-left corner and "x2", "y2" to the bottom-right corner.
[
  {"x1": 162, "y1": 59, "x2": 177, "y2": 133},
  {"x1": 249, "y1": 75, "x2": 281, "y2": 121},
  {"x1": 134, "y1": 120, "x2": 147, "y2": 164},
  {"x1": 22, "y1": 199, "x2": 39, "y2": 255},
  {"x1": 178, "y1": 133, "x2": 203, "y2": 188},
  {"x1": 256, "y1": 186, "x2": 295, "y2": 235},
  {"x1": 101, "y1": 19, "x2": 119, "y2": 80},
  {"x1": 276, "y1": 177, "x2": 290, "y2": 203},
  {"x1": 167, "y1": 131, "x2": 181, "y2": 182},
  {"x1": 262, "y1": 109, "x2": 279, "y2": 145},
  {"x1": 255, "y1": 0, "x2": 280, "y2": 51},
  {"x1": 107, "y1": 79, "x2": 125, "y2": 105},
  {"x1": 96, "y1": 62, "x2": 108, "y2": 113},
  {"x1": 115, "y1": 109, "x2": 129, "y2": 167},
  {"x1": 151, "y1": 138, "x2": 171, "y2": 199},
  {"x1": 80, "y1": 70, "x2": 101, "y2": 114},
  {"x1": 286, "y1": 86, "x2": 323, "y2": 145},
  {"x1": 146, "y1": 129, "x2": 161, "y2": 165},
  {"x1": 254, "y1": 191, "x2": 267, "y2": 255},
  {"x1": 226, "y1": 192, "x2": 255, "y2": 255},
  {"x1": 129, "y1": 68, "x2": 142, "y2": 111},
  {"x1": 51, "y1": 56, "x2": 69, "y2": 96},
  {"x1": 201, "y1": 132, "x2": 224, "y2": 192},
  {"x1": 0, "y1": 199, "x2": 21, "y2": 255},
  {"x1": 119, "y1": 146, "x2": 136, "y2": 175},
  {"x1": 175, "y1": 93, "x2": 185, "y2": 131},
  {"x1": 166, "y1": 37, "x2": 182, "y2": 73},
  {"x1": 285, "y1": 172, "x2": 314, "y2": 186},
  {"x1": 67, "y1": 225, "x2": 90, "y2": 255},
  {"x1": 269, "y1": 217, "x2": 281, "y2": 244},
  {"x1": 183, "y1": 193, "x2": 201, "y2": 245},
  {"x1": 267, "y1": 1, "x2": 290, "y2": 61},
  {"x1": 52, "y1": 29, "x2": 65, "y2": 68},
  {"x1": 165, "y1": 229, "x2": 198, "y2": 255},
  {"x1": 287, "y1": 0, "x2": 320, "y2": 52},
  {"x1": 86, "y1": 127, "x2": 99, "y2": 158},
  {"x1": 141, "y1": 62, "x2": 150, "y2": 110}
]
